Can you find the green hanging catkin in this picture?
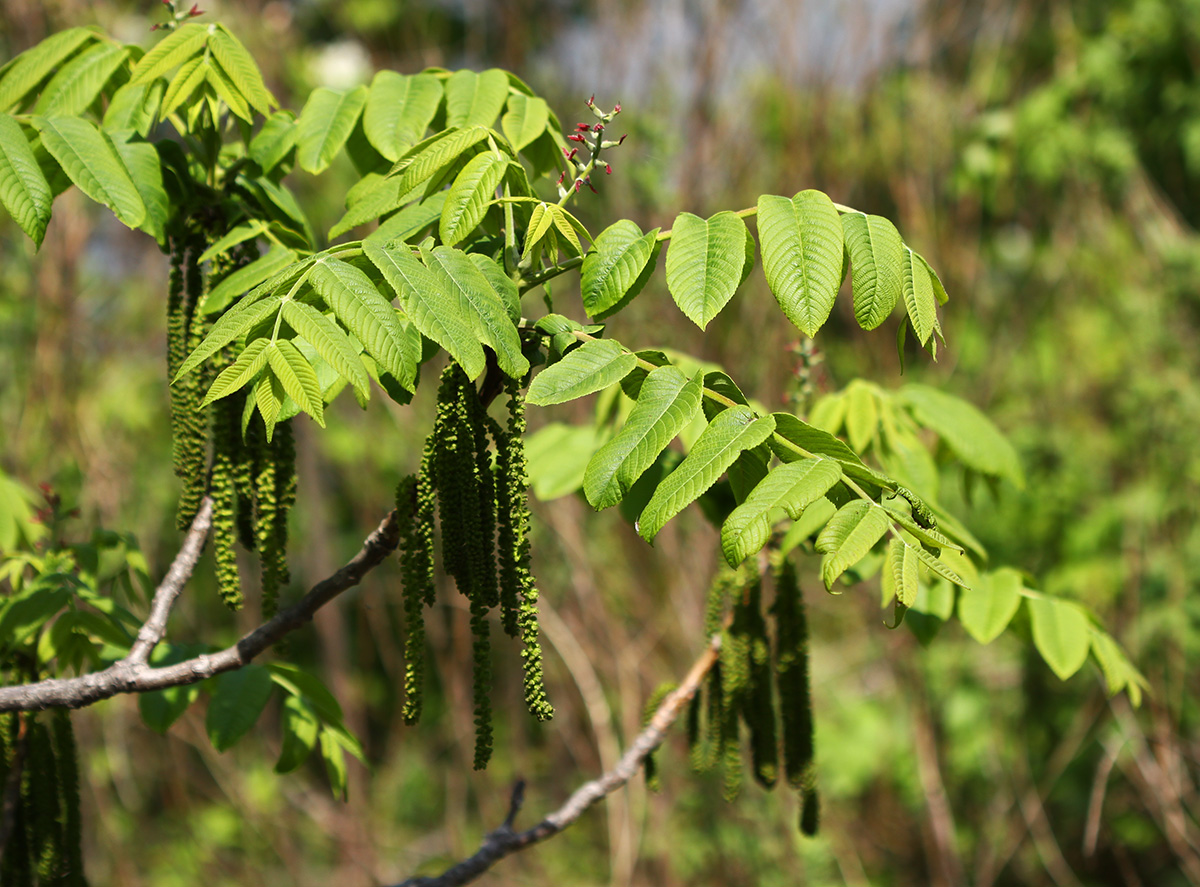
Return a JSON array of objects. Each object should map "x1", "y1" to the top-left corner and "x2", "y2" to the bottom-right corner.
[
  {"x1": 719, "y1": 621, "x2": 749, "y2": 802},
  {"x1": 429, "y1": 366, "x2": 473, "y2": 594},
  {"x1": 739, "y1": 572, "x2": 779, "y2": 789},
  {"x1": 233, "y1": 400, "x2": 259, "y2": 551},
  {"x1": 641, "y1": 682, "x2": 677, "y2": 792},
  {"x1": 462, "y1": 377, "x2": 499, "y2": 610},
  {"x1": 395, "y1": 470, "x2": 435, "y2": 725},
  {"x1": 800, "y1": 785, "x2": 820, "y2": 837},
  {"x1": 50, "y1": 710, "x2": 84, "y2": 887},
  {"x1": 692, "y1": 566, "x2": 735, "y2": 774},
  {"x1": 210, "y1": 363, "x2": 243, "y2": 611},
  {"x1": 491, "y1": 380, "x2": 552, "y2": 720},
  {"x1": 169, "y1": 226, "x2": 209, "y2": 530},
  {"x1": 469, "y1": 595, "x2": 494, "y2": 770},
  {"x1": 25, "y1": 717, "x2": 64, "y2": 884},
  {"x1": 261, "y1": 419, "x2": 296, "y2": 616}
]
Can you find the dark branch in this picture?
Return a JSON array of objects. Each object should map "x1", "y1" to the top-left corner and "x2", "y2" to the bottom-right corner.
[
  {"x1": 0, "y1": 509, "x2": 401, "y2": 712},
  {"x1": 392, "y1": 634, "x2": 723, "y2": 887}
]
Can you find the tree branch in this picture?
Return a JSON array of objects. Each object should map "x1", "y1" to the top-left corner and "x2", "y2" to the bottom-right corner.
[
  {"x1": 0, "y1": 509, "x2": 401, "y2": 712},
  {"x1": 392, "y1": 633, "x2": 722, "y2": 887},
  {"x1": 126, "y1": 496, "x2": 214, "y2": 665}
]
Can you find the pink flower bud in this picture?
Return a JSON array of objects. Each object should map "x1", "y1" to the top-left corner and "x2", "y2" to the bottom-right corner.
[
  {"x1": 575, "y1": 122, "x2": 591, "y2": 132},
  {"x1": 557, "y1": 172, "x2": 566, "y2": 185},
  {"x1": 189, "y1": 4, "x2": 202, "y2": 14},
  {"x1": 605, "y1": 164, "x2": 612, "y2": 175},
  {"x1": 575, "y1": 179, "x2": 582, "y2": 193},
  {"x1": 593, "y1": 123, "x2": 604, "y2": 132},
  {"x1": 587, "y1": 95, "x2": 595, "y2": 107},
  {"x1": 568, "y1": 133, "x2": 586, "y2": 142},
  {"x1": 613, "y1": 102, "x2": 621, "y2": 114}
]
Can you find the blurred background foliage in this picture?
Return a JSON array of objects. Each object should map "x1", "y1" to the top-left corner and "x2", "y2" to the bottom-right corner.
[{"x1": 2, "y1": 0, "x2": 1199, "y2": 884}]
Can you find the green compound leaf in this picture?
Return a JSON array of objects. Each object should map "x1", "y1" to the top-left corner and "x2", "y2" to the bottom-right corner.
[
  {"x1": 527, "y1": 338, "x2": 638, "y2": 407},
  {"x1": 267, "y1": 338, "x2": 326, "y2": 426},
  {"x1": 202, "y1": 338, "x2": 270, "y2": 406},
  {"x1": 0, "y1": 114, "x2": 53, "y2": 246},
  {"x1": 721, "y1": 457, "x2": 843, "y2": 567},
  {"x1": 33, "y1": 42, "x2": 129, "y2": 118},
  {"x1": 842, "y1": 211, "x2": 904, "y2": 331},
  {"x1": 330, "y1": 126, "x2": 489, "y2": 237},
  {"x1": 249, "y1": 110, "x2": 298, "y2": 173},
  {"x1": 421, "y1": 245, "x2": 528, "y2": 378},
  {"x1": 175, "y1": 292, "x2": 280, "y2": 381},
  {"x1": 129, "y1": 23, "x2": 209, "y2": 86},
  {"x1": 309, "y1": 257, "x2": 417, "y2": 390},
  {"x1": 364, "y1": 241, "x2": 486, "y2": 379},
  {"x1": 1028, "y1": 596, "x2": 1091, "y2": 681},
  {"x1": 502, "y1": 93, "x2": 549, "y2": 151},
  {"x1": 899, "y1": 383, "x2": 1024, "y2": 487},
  {"x1": 295, "y1": 85, "x2": 368, "y2": 174},
  {"x1": 363, "y1": 71, "x2": 442, "y2": 161},
  {"x1": 444, "y1": 68, "x2": 509, "y2": 128},
  {"x1": 108, "y1": 134, "x2": 169, "y2": 245},
  {"x1": 209, "y1": 25, "x2": 275, "y2": 115},
  {"x1": 902, "y1": 246, "x2": 938, "y2": 346},
  {"x1": 757, "y1": 190, "x2": 845, "y2": 336},
  {"x1": 957, "y1": 566, "x2": 1022, "y2": 644},
  {"x1": 814, "y1": 500, "x2": 891, "y2": 591},
  {"x1": 584, "y1": 366, "x2": 703, "y2": 510},
  {"x1": 206, "y1": 664, "x2": 274, "y2": 752},
  {"x1": 201, "y1": 246, "x2": 297, "y2": 315},
  {"x1": 581, "y1": 219, "x2": 661, "y2": 319},
  {"x1": 281, "y1": 299, "x2": 371, "y2": 402},
  {"x1": 638, "y1": 408, "x2": 776, "y2": 542},
  {"x1": 769, "y1": 413, "x2": 895, "y2": 491},
  {"x1": 439, "y1": 147, "x2": 507, "y2": 246},
  {"x1": 32, "y1": 115, "x2": 145, "y2": 228},
  {"x1": 275, "y1": 695, "x2": 319, "y2": 774},
  {"x1": 881, "y1": 537, "x2": 920, "y2": 608},
  {"x1": 664, "y1": 210, "x2": 755, "y2": 329},
  {"x1": 0, "y1": 28, "x2": 97, "y2": 112}
]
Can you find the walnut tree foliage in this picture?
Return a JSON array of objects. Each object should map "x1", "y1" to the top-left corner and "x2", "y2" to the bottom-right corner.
[{"x1": 0, "y1": 9, "x2": 1147, "y2": 882}]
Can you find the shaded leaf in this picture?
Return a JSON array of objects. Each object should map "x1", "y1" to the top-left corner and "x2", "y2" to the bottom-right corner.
[
  {"x1": 206, "y1": 664, "x2": 274, "y2": 752},
  {"x1": 281, "y1": 299, "x2": 371, "y2": 401},
  {"x1": 814, "y1": 500, "x2": 891, "y2": 591},
  {"x1": 900, "y1": 383, "x2": 1024, "y2": 487}
]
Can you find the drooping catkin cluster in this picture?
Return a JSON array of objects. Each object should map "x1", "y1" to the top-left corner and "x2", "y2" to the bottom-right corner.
[
  {"x1": 395, "y1": 364, "x2": 553, "y2": 770},
  {"x1": 671, "y1": 552, "x2": 819, "y2": 835},
  {"x1": 0, "y1": 711, "x2": 87, "y2": 887},
  {"x1": 167, "y1": 233, "x2": 295, "y2": 615}
]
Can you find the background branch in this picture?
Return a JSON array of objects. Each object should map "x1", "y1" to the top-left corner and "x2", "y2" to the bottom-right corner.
[
  {"x1": 393, "y1": 634, "x2": 722, "y2": 887},
  {"x1": 0, "y1": 509, "x2": 400, "y2": 713}
]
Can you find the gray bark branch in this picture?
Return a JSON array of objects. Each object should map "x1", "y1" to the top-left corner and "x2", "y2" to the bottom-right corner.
[
  {"x1": 393, "y1": 634, "x2": 722, "y2": 887},
  {"x1": 0, "y1": 509, "x2": 400, "y2": 712}
]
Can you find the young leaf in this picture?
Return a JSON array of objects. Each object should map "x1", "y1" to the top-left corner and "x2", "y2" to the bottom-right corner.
[
  {"x1": 527, "y1": 339, "x2": 638, "y2": 407},
  {"x1": 33, "y1": 42, "x2": 129, "y2": 118},
  {"x1": 159, "y1": 55, "x2": 207, "y2": 119},
  {"x1": 254, "y1": 371, "x2": 285, "y2": 439},
  {"x1": 309, "y1": 257, "x2": 417, "y2": 390},
  {"x1": 364, "y1": 241, "x2": 485, "y2": 378},
  {"x1": 521, "y1": 201, "x2": 556, "y2": 260},
  {"x1": 108, "y1": 134, "x2": 169, "y2": 245},
  {"x1": 280, "y1": 299, "x2": 371, "y2": 401},
  {"x1": 201, "y1": 246, "x2": 296, "y2": 315},
  {"x1": 0, "y1": 28, "x2": 97, "y2": 112},
  {"x1": 204, "y1": 59, "x2": 253, "y2": 124},
  {"x1": 1028, "y1": 596, "x2": 1091, "y2": 681},
  {"x1": 202, "y1": 338, "x2": 270, "y2": 406},
  {"x1": 32, "y1": 116, "x2": 145, "y2": 228},
  {"x1": 881, "y1": 537, "x2": 919, "y2": 607},
  {"x1": 209, "y1": 25, "x2": 275, "y2": 115},
  {"x1": 363, "y1": 71, "x2": 442, "y2": 161},
  {"x1": 275, "y1": 696, "x2": 319, "y2": 774},
  {"x1": 638, "y1": 408, "x2": 776, "y2": 541},
  {"x1": 584, "y1": 367, "x2": 704, "y2": 510},
  {"x1": 444, "y1": 68, "x2": 509, "y2": 128},
  {"x1": 842, "y1": 211, "x2": 904, "y2": 330},
  {"x1": 249, "y1": 110, "x2": 298, "y2": 173},
  {"x1": 769, "y1": 412, "x2": 894, "y2": 490},
  {"x1": 756, "y1": 190, "x2": 845, "y2": 336},
  {"x1": 439, "y1": 147, "x2": 507, "y2": 245},
  {"x1": 421, "y1": 245, "x2": 528, "y2": 378},
  {"x1": 902, "y1": 246, "x2": 938, "y2": 346},
  {"x1": 0, "y1": 114, "x2": 53, "y2": 246},
  {"x1": 581, "y1": 220, "x2": 661, "y2": 319},
  {"x1": 957, "y1": 567, "x2": 1022, "y2": 644},
  {"x1": 814, "y1": 500, "x2": 890, "y2": 591},
  {"x1": 175, "y1": 293, "x2": 280, "y2": 381},
  {"x1": 295, "y1": 85, "x2": 368, "y2": 174},
  {"x1": 502, "y1": 93, "x2": 549, "y2": 151},
  {"x1": 129, "y1": 23, "x2": 209, "y2": 85},
  {"x1": 912, "y1": 545, "x2": 969, "y2": 588},
  {"x1": 267, "y1": 339, "x2": 326, "y2": 426},
  {"x1": 205, "y1": 665, "x2": 275, "y2": 752},
  {"x1": 899, "y1": 383, "x2": 1024, "y2": 487},
  {"x1": 721, "y1": 457, "x2": 843, "y2": 567},
  {"x1": 664, "y1": 210, "x2": 755, "y2": 329},
  {"x1": 881, "y1": 504, "x2": 959, "y2": 552}
]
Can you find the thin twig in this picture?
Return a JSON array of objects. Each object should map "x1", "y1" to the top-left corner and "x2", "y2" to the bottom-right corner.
[
  {"x1": 126, "y1": 497, "x2": 214, "y2": 665},
  {"x1": 0, "y1": 510, "x2": 401, "y2": 712},
  {"x1": 392, "y1": 634, "x2": 723, "y2": 887}
]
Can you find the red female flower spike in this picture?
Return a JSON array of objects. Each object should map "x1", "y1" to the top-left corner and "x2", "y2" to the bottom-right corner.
[
  {"x1": 605, "y1": 164, "x2": 612, "y2": 174},
  {"x1": 576, "y1": 123, "x2": 591, "y2": 131},
  {"x1": 568, "y1": 133, "x2": 586, "y2": 142}
]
